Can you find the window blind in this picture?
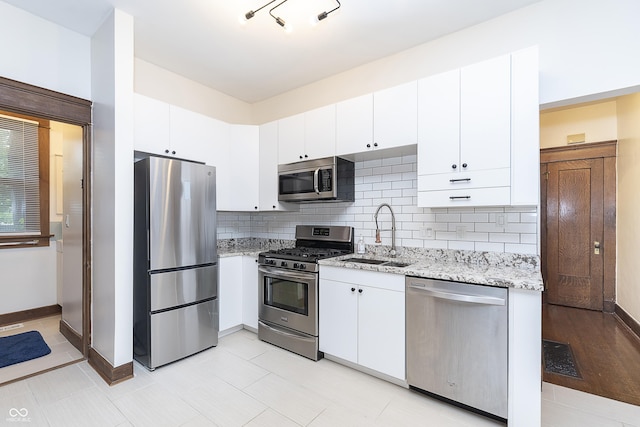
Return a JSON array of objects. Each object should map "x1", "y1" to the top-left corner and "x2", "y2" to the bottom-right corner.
[{"x1": 0, "y1": 115, "x2": 40, "y2": 235}]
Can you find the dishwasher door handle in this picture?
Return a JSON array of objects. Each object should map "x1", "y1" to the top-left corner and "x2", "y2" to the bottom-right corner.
[{"x1": 408, "y1": 284, "x2": 506, "y2": 306}]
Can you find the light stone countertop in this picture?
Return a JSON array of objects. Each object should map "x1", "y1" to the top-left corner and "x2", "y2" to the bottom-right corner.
[
  {"x1": 318, "y1": 247, "x2": 543, "y2": 292},
  {"x1": 217, "y1": 238, "x2": 293, "y2": 257}
]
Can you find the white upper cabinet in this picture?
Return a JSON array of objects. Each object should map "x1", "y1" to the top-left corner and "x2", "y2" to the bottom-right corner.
[
  {"x1": 278, "y1": 105, "x2": 336, "y2": 165},
  {"x1": 259, "y1": 121, "x2": 298, "y2": 211},
  {"x1": 417, "y1": 48, "x2": 538, "y2": 208},
  {"x1": 510, "y1": 47, "x2": 540, "y2": 206},
  {"x1": 277, "y1": 112, "x2": 305, "y2": 165},
  {"x1": 305, "y1": 104, "x2": 336, "y2": 160},
  {"x1": 221, "y1": 124, "x2": 259, "y2": 211},
  {"x1": 169, "y1": 105, "x2": 227, "y2": 165},
  {"x1": 336, "y1": 93, "x2": 374, "y2": 156},
  {"x1": 133, "y1": 94, "x2": 171, "y2": 156},
  {"x1": 373, "y1": 81, "x2": 418, "y2": 149},
  {"x1": 336, "y1": 82, "x2": 418, "y2": 156},
  {"x1": 459, "y1": 55, "x2": 511, "y2": 173},
  {"x1": 417, "y1": 69, "x2": 460, "y2": 176}
]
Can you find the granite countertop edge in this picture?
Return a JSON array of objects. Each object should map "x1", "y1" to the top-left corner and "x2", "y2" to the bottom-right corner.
[{"x1": 318, "y1": 253, "x2": 544, "y2": 292}]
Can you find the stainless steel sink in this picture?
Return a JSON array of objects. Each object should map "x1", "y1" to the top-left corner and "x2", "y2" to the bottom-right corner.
[
  {"x1": 342, "y1": 257, "x2": 412, "y2": 268},
  {"x1": 342, "y1": 257, "x2": 386, "y2": 265}
]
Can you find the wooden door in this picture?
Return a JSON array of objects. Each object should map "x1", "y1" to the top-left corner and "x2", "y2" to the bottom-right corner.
[{"x1": 545, "y1": 159, "x2": 604, "y2": 310}]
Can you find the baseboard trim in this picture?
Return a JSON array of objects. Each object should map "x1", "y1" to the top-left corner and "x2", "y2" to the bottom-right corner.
[
  {"x1": 0, "y1": 304, "x2": 61, "y2": 327},
  {"x1": 88, "y1": 348, "x2": 134, "y2": 386},
  {"x1": 59, "y1": 319, "x2": 83, "y2": 354},
  {"x1": 614, "y1": 304, "x2": 640, "y2": 341}
]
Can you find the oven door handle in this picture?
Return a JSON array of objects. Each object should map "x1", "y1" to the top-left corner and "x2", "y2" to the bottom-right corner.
[
  {"x1": 313, "y1": 168, "x2": 320, "y2": 194},
  {"x1": 258, "y1": 266, "x2": 315, "y2": 282}
]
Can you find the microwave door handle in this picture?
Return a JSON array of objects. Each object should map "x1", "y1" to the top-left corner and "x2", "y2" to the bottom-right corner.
[{"x1": 314, "y1": 168, "x2": 320, "y2": 194}]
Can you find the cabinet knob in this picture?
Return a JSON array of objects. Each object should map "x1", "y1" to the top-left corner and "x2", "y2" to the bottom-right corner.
[
  {"x1": 165, "y1": 149, "x2": 170, "y2": 154},
  {"x1": 366, "y1": 144, "x2": 371, "y2": 148},
  {"x1": 171, "y1": 150, "x2": 176, "y2": 155},
  {"x1": 351, "y1": 287, "x2": 356, "y2": 292},
  {"x1": 452, "y1": 164, "x2": 457, "y2": 169},
  {"x1": 272, "y1": 205, "x2": 276, "y2": 209},
  {"x1": 373, "y1": 142, "x2": 378, "y2": 147},
  {"x1": 254, "y1": 206, "x2": 258, "y2": 210},
  {"x1": 358, "y1": 288, "x2": 363, "y2": 294},
  {"x1": 462, "y1": 163, "x2": 468, "y2": 168},
  {"x1": 299, "y1": 155, "x2": 303, "y2": 159},
  {"x1": 304, "y1": 154, "x2": 308, "y2": 158}
]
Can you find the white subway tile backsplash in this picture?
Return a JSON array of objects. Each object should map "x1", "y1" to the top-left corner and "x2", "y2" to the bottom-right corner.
[{"x1": 219, "y1": 155, "x2": 539, "y2": 255}]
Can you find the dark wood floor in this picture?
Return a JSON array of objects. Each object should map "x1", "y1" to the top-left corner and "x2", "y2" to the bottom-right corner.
[{"x1": 542, "y1": 303, "x2": 640, "y2": 406}]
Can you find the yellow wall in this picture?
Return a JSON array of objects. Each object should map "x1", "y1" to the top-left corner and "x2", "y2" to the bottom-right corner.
[
  {"x1": 540, "y1": 102, "x2": 618, "y2": 148},
  {"x1": 616, "y1": 92, "x2": 640, "y2": 325}
]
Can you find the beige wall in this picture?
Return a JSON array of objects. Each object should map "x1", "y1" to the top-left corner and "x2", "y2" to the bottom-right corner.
[
  {"x1": 617, "y1": 92, "x2": 640, "y2": 325},
  {"x1": 540, "y1": 102, "x2": 618, "y2": 148},
  {"x1": 134, "y1": 58, "x2": 253, "y2": 124}
]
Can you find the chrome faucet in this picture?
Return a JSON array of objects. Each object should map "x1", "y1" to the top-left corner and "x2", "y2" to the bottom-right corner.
[{"x1": 374, "y1": 203, "x2": 397, "y2": 257}]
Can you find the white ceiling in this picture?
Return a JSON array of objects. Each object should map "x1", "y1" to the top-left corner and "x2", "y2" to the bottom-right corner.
[{"x1": 3, "y1": 0, "x2": 542, "y2": 103}]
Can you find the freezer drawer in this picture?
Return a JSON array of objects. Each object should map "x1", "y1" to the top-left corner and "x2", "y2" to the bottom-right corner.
[
  {"x1": 149, "y1": 298, "x2": 219, "y2": 369},
  {"x1": 150, "y1": 264, "x2": 218, "y2": 312},
  {"x1": 406, "y1": 277, "x2": 508, "y2": 419}
]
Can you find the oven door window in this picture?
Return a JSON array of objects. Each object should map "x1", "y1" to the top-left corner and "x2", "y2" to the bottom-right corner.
[{"x1": 264, "y1": 276, "x2": 309, "y2": 315}]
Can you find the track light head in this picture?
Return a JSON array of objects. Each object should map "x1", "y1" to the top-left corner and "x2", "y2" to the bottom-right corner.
[{"x1": 245, "y1": 10, "x2": 255, "y2": 20}]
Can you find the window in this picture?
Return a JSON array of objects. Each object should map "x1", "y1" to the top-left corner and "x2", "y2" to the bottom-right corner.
[{"x1": 0, "y1": 111, "x2": 50, "y2": 248}]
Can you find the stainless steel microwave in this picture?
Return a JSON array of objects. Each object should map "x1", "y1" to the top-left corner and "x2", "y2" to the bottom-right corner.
[{"x1": 278, "y1": 156, "x2": 355, "y2": 202}]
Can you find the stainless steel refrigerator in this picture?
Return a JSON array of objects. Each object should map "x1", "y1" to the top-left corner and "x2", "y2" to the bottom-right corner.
[{"x1": 133, "y1": 156, "x2": 218, "y2": 370}]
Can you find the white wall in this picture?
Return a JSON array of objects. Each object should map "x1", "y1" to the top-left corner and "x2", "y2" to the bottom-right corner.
[
  {"x1": 135, "y1": 59, "x2": 253, "y2": 125},
  {"x1": 91, "y1": 9, "x2": 134, "y2": 368},
  {"x1": 0, "y1": 1, "x2": 91, "y2": 99},
  {"x1": 617, "y1": 93, "x2": 640, "y2": 325},
  {"x1": 0, "y1": 246, "x2": 56, "y2": 314},
  {"x1": 251, "y1": 0, "x2": 640, "y2": 124}
]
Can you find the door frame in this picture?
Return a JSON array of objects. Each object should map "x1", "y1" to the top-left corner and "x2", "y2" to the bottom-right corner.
[
  {"x1": 540, "y1": 140, "x2": 617, "y2": 312},
  {"x1": 0, "y1": 76, "x2": 92, "y2": 355}
]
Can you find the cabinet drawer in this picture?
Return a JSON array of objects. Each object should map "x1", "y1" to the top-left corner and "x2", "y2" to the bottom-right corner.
[
  {"x1": 418, "y1": 186, "x2": 510, "y2": 207},
  {"x1": 418, "y1": 168, "x2": 510, "y2": 191},
  {"x1": 320, "y1": 266, "x2": 404, "y2": 292}
]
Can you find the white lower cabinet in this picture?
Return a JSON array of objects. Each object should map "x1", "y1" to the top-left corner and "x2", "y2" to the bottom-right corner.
[
  {"x1": 319, "y1": 266, "x2": 405, "y2": 380},
  {"x1": 242, "y1": 255, "x2": 259, "y2": 330},
  {"x1": 219, "y1": 255, "x2": 260, "y2": 334},
  {"x1": 218, "y1": 256, "x2": 243, "y2": 333}
]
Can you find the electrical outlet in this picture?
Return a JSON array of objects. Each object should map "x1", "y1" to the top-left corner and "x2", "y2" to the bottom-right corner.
[
  {"x1": 456, "y1": 225, "x2": 466, "y2": 239},
  {"x1": 495, "y1": 213, "x2": 506, "y2": 228},
  {"x1": 420, "y1": 227, "x2": 434, "y2": 239}
]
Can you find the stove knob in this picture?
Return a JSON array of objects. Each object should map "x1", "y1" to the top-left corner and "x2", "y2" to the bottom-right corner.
[
  {"x1": 299, "y1": 264, "x2": 306, "y2": 270},
  {"x1": 281, "y1": 261, "x2": 288, "y2": 267},
  {"x1": 293, "y1": 263, "x2": 299, "y2": 269}
]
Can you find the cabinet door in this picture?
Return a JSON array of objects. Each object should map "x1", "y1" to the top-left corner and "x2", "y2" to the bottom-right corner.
[
  {"x1": 417, "y1": 69, "x2": 460, "y2": 175},
  {"x1": 336, "y1": 93, "x2": 374, "y2": 156},
  {"x1": 460, "y1": 55, "x2": 511, "y2": 172},
  {"x1": 242, "y1": 256, "x2": 259, "y2": 330},
  {"x1": 219, "y1": 257, "x2": 243, "y2": 332},
  {"x1": 305, "y1": 104, "x2": 336, "y2": 160},
  {"x1": 357, "y1": 285, "x2": 405, "y2": 380},
  {"x1": 134, "y1": 94, "x2": 171, "y2": 156},
  {"x1": 258, "y1": 121, "x2": 298, "y2": 212},
  {"x1": 373, "y1": 81, "x2": 418, "y2": 149},
  {"x1": 223, "y1": 124, "x2": 259, "y2": 211},
  {"x1": 278, "y1": 113, "x2": 305, "y2": 164},
  {"x1": 319, "y1": 279, "x2": 358, "y2": 363}
]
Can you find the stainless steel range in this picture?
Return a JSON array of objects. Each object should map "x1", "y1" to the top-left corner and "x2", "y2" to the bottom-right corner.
[{"x1": 258, "y1": 225, "x2": 354, "y2": 361}]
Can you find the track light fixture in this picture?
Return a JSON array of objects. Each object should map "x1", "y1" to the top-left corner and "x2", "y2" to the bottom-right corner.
[
  {"x1": 313, "y1": 0, "x2": 341, "y2": 24},
  {"x1": 241, "y1": 0, "x2": 341, "y2": 32}
]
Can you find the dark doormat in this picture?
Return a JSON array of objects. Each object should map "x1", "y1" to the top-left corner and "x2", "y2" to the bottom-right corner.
[
  {"x1": 0, "y1": 330, "x2": 51, "y2": 369},
  {"x1": 543, "y1": 339, "x2": 582, "y2": 379}
]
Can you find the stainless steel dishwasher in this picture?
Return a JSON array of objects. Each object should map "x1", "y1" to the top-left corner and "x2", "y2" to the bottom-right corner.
[{"x1": 406, "y1": 276, "x2": 508, "y2": 420}]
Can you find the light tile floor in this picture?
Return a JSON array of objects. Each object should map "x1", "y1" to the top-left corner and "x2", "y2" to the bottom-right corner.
[
  {"x1": 0, "y1": 315, "x2": 83, "y2": 385},
  {"x1": 0, "y1": 329, "x2": 639, "y2": 426}
]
